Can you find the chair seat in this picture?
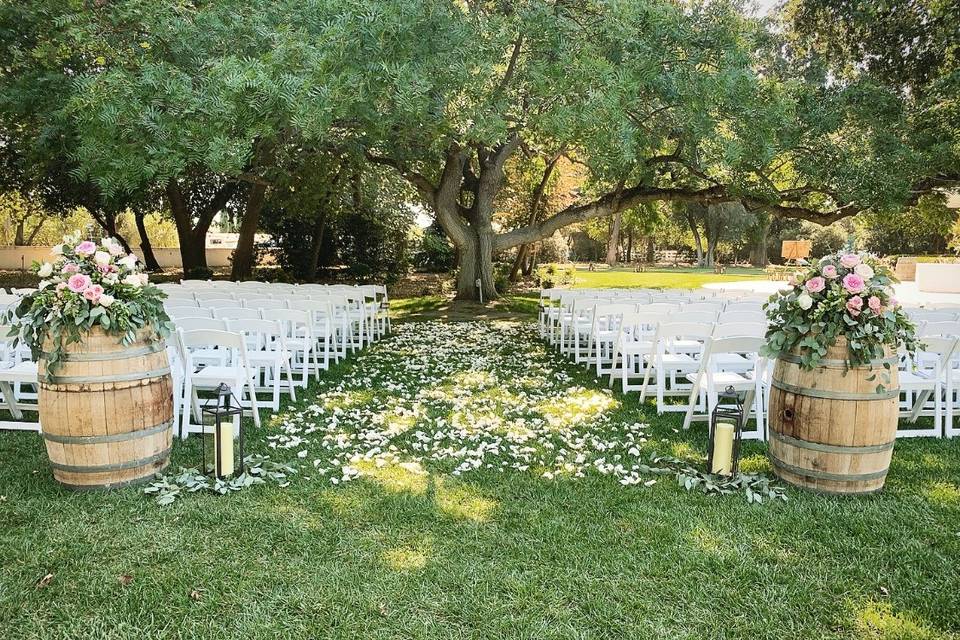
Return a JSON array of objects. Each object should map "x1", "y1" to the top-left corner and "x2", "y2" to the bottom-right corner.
[
  {"x1": 191, "y1": 365, "x2": 254, "y2": 385},
  {"x1": 247, "y1": 351, "x2": 291, "y2": 365},
  {"x1": 0, "y1": 361, "x2": 39, "y2": 384},
  {"x1": 686, "y1": 371, "x2": 755, "y2": 390},
  {"x1": 898, "y1": 370, "x2": 936, "y2": 391},
  {"x1": 621, "y1": 341, "x2": 654, "y2": 354}
]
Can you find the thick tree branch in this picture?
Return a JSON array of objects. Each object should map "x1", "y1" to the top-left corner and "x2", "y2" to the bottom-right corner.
[{"x1": 364, "y1": 150, "x2": 438, "y2": 203}]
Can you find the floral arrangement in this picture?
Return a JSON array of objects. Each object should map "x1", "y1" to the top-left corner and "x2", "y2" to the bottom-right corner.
[
  {"x1": 761, "y1": 250, "x2": 918, "y2": 369},
  {"x1": 7, "y1": 233, "x2": 172, "y2": 374}
]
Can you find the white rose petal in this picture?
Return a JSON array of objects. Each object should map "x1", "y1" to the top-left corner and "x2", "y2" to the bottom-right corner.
[
  {"x1": 854, "y1": 263, "x2": 874, "y2": 279},
  {"x1": 98, "y1": 294, "x2": 115, "y2": 307},
  {"x1": 118, "y1": 254, "x2": 138, "y2": 270},
  {"x1": 797, "y1": 292, "x2": 813, "y2": 310},
  {"x1": 93, "y1": 251, "x2": 112, "y2": 266},
  {"x1": 37, "y1": 262, "x2": 53, "y2": 277}
]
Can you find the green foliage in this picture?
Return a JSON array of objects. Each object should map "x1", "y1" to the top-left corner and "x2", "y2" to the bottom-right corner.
[
  {"x1": 534, "y1": 263, "x2": 576, "y2": 289},
  {"x1": 412, "y1": 222, "x2": 455, "y2": 273},
  {"x1": 855, "y1": 194, "x2": 955, "y2": 256}
]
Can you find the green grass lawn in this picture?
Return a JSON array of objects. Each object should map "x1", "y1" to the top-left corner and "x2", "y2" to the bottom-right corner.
[
  {"x1": 2, "y1": 319, "x2": 959, "y2": 639},
  {"x1": 572, "y1": 265, "x2": 768, "y2": 290}
]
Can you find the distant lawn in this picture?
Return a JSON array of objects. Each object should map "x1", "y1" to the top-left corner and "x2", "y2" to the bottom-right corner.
[{"x1": 572, "y1": 265, "x2": 767, "y2": 290}]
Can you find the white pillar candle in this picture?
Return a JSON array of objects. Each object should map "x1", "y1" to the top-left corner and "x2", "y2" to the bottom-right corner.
[
  {"x1": 711, "y1": 421, "x2": 735, "y2": 476},
  {"x1": 216, "y1": 421, "x2": 235, "y2": 477}
]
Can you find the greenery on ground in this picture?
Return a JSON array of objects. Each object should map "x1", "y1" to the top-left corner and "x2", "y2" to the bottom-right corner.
[
  {"x1": 2, "y1": 316, "x2": 959, "y2": 639},
  {"x1": 572, "y1": 266, "x2": 768, "y2": 290}
]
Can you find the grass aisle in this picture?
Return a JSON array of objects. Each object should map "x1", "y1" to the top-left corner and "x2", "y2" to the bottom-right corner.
[{"x1": 1, "y1": 320, "x2": 959, "y2": 639}]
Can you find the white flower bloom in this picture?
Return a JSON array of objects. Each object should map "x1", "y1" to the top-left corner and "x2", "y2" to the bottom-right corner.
[
  {"x1": 122, "y1": 274, "x2": 142, "y2": 288},
  {"x1": 50, "y1": 245, "x2": 63, "y2": 256},
  {"x1": 138, "y1": 272, "x2": 150, "y2": 285},
  {"x1": 103, "y1": 272, "x2": 119, "y2": 285},
  {"x1": 93, "y1": 251, "x2": 112, "y2": 266},
  {"x1": 98, "y1": 294, "x2": 115, "y2": 307},
  {"x1": 39, "y1": 279, "x2": 51, "y2": 290},
  {"x1": 37, "y1": 262, "x2": 54, "y2": 277},
  {"x1": 797, "y1": 292, "x2": 813, "y2": 310},
  {"x1": 118, "y1": 254, "x2": 138, "y2": 270},
  {"x1": 854, "y1": 263, "x2": 874, "y2": 279}
]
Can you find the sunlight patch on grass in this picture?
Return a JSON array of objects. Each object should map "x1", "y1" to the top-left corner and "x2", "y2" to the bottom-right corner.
[
  {"x1": 357, "y1": 460, "x2": 429, "y2": 495},
  {"x1": 739, "y1": 453, "x2": 772, "y2": 474},
  {"x1": 538, "y1": 388, "x2": 618, "y2": 429},
  {"x1": 921, "y1": 481, "x2": 960, "y2": 506},
  {"x1": 852, "y1": 601, "x2": 937, "y2": 640},
  {"x1": 668, "y1": 441, "x2": 699, "y2": 460},
  {"x1": 688, "y1": 525, "x2": 732, "y2": 558},
  {"x1": 435, "y1": 481, "x2": 497, "y2": 523},
  {"x1": 380, "y1": 544, "x2": 430, "y2": 572}
]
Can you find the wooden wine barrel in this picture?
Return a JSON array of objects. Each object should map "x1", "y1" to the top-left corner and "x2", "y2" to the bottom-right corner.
[
  {"x1": 38, "y1": 327, "x2": 173, "y2": 490},
  {"x1": 768, "y1": 338, "x2": 900, "y2": 495}
]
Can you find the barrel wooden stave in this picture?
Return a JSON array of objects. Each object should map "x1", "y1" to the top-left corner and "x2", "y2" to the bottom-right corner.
[
  {"x1": 768, "y1": 339, "x2": 899, "y2": 495},
  {"x1": 38, "y1": 328, "x2": 173, "y2": 490}
]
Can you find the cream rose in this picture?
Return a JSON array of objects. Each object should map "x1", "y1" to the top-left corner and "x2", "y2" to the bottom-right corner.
[
  {"x1": 37, "y1": 262, "x2": 54, "y2": 277},
  {"x1": 94, "y1": 251, "x2": 112, "y2": 266},
  {"x1": 122, "y1": 274, "x2": 142, "y2": 288},
  {"x1": 854, "y1": 263, "x2": 874, "y2": 279},
  {"x1": 98, "y1": 294, "x2": 116, "y2": 307},
  {"x1": 797, "y1": 292, "x2": 813, "y2": 310}
]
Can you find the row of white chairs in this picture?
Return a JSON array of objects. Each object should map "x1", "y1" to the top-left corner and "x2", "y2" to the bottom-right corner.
[{"x1": 541, "y1": 288, "x2": 960, "y2": 440}]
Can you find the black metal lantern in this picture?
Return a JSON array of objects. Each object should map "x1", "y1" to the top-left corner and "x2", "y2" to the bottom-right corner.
[
  {"x1": 707, "y1": 385, "x2": 744, "y2": 476},
  {"x1": 200, "y1": 383, "x2": 245, "y2": 479}
]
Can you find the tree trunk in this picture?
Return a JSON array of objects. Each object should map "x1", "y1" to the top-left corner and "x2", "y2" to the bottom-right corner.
[
  {"x1": 306, "y1": 210, "x2": 328, "y2": 281},
  {"x1": 645, "y1": 236, "x2": 655, "y2": 263},
  {"x1": 749, "y1": 214, "x2": 771, "y2": 267},
  {"x1": 626, "y1": 229, "x2": 633, "y2": 263},
  {"x1": 687, "y1": 215, "x2": 705, "y2": 266},
  {"x1": 455, "y1": 231, "x2": 497, "y2": 301},
  {"x1": 509, "y1": 151, "x2": 562, "y2": 282},
  {"x1": 509, "y1": 244, "x2": 530, "y2": 282},
  {"x1": 230, "y1": 182, "x2": 267, "y2": 281},
  {"x1": 89, "y1": 210, "x2": 134, "y2": 255},
  {"x1": 14, "y1": 219, "x2": 25, "y2": 246},
  {"x1": 606, "y1": 208, "x2": 622, "y2": 266},
  {"x1": 134, "y1": 210, "x2": 163, "y2": 271}
]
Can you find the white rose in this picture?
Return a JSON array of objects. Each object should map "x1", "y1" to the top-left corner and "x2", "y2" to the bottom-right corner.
[
  {"x1": 51, "y1": 245, "x2": 63, "y2": 256},
  {"x1": 94, "y1": 251, "x2": 112, "y2": 266},
  {"x1": 118, "y1": 254, "x2": 138, "y2": 270},
  {"x1": 138, "y1": 272, "x2": 150, "y2": 285},
  {"x1": 103, "y1": 272, "x2": 119, "y2": 285},
  {"x1": 39, "y1": 279, "x2": 51, "y2": 290},
  {"x1": 37, "y1": 262, "x2": 53, "y2": 277},
  {"x1": 122, "y1": 274, "x2": 142, "y2": 288},
  {"x1": 797, "y1": 292, "x2": 813, "y2": 310},
  {"x1": 854, "y1": 263, "x2": 874, "y2": 279},
  {"x1": 98, "y1": 294, "x2": 115, "y2": 307}
]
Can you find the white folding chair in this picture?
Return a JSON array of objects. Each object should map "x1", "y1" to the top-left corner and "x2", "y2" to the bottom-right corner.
[
  {"x1": 272, "y1": 309, "x2": 321, "y2": 384},
  {"x1": 681, "y1": 336, "x2": 768, "y2": 439},
  {"x1": 213, "y1": 307, "x2": 261, "y2": 320},
  {"x1": 289, "y1": 299, "x2": 339, "y2": 366},
  {"x1": 585, "y1": 303, "x2": 637, "y2": 375},
  {"x1": 898, "y1": 336, "x2": 959, "y2": 438},
  {"x1": 611, "y1": 311, "x2": 667, "y2": 392},
  {"x1": 177, "y1": 328, "x2": 262, "y2": 438},
  {"x1": 167, "y1": 306, "x2": 214, "y2": 320},
  {"x1": 226, "y1": 318, "x2": 297, "y2": 410},
  {"x1": 0, "y1": 324, "x2": 40, "y2": 432},
  {"x1": 640, "y1": 321, "x2": 714, "y2": 414}
]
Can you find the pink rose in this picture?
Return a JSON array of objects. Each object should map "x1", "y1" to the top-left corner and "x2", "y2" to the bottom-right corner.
[
  {"x1": 846, "y1": 295, "x2": 863, "y2": 317},
  {"x1": 67, "y1": 274, "x2": 92, "y2": 293},
  {"x1": 61, "y1": 262, "x2": 79, "y2": 274},
  {"x1": 868, "y1": 296, "x2": 882, "y2": 313},
  {"x1": 82, "y1": 284, "x2": 104, "y2": 302},
  {"x1": 840, "y1": 254, "x2": 860, "y2": 268},
  {"x1": 822, "y1": 265, "x2": 838, "y2": 279},
  {"x1": 842, "y1": 273, "x2": 865, "y2": 294},
  {"x1": 889, "y1": 297, "x2": 899, "y2": 308},
  {"x1": 75, "y1": 240, "x2": 97, "y2": 256},
  {"x1": 805, "y1": 276, "x2": 826, "y2": 294}
]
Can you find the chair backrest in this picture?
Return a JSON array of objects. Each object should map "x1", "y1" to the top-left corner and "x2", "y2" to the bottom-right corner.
[
  {"x1": 226, "y1": 318, "x2": 282, "y2": 351},
  {"x1": 177, "y1": 328, "x2": 248, "y2": 365},
  {"x1": 652, "y1": 321, "x2": 714, "y2": 345},
  {"x1": 173, "y1": 317, "x2": 227, "y2": 332},
  {"x1": 699, "y1": 335, "x2": 767, "y2": 377},
  {"x1": 167, "y1": 306, "x2": 215, "y2": 320},
  {"x1": 910, "y1": 310, "x2": 958, "y2": 322},
  {"x1": 194, "y1": 291, "x2": 236, "y2": 302},
  {"x1": 912, "y1": 336, "x2": 960, "y2": 377},
  {"x1": 641, "y1": 302, "x2": 681, "y2": 314},
  {"x1": 270, "y1": 309, "x2": 314, "y2": 340},
  {"x1": 163, "y1": 294, "x2": 199, "y2": 305},
  {"x1": 213, "y1": 307, "x2": 261, "y2": 320},
  {"x1": 682, "y1": 302, "x2": 723, "y2": 315},
  {"x1": 718, "y1": 310, "x2": 767, "y2": 324},
  {"x1": 712, "y1": 322, "x2": 768, "y2": 339},
  {"x1": 919, "y1": 321, "x2": 960, "y2": 338},
  {"x1": 679, "y1": 311, "x2": 719, "y2": 324},
  {"x1": 196, "y1": 298, "x2": 239, "y2": 310},
  {"x1": 243, "y1": 298, "x2": 288, "y2": 310}
]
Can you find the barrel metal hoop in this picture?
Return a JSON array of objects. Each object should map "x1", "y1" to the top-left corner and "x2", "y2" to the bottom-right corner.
[
  {"x1": 777, "y1": 353, "x2": 899, "y2": 370},
  {"x1": 44, "y1": 367, "x2": 171, "y2": 385},
  {"x1": 770, "y1": 455, "x2": 889, "y2": 482},
  {"x1": 771, "y1": 378, "x2": 899, "y2": 401},
  {"x1": 42, "y1": 420, "x2": 172, "y2": 445},
  {"x1": 43, "y1": 342, "x2": 165, "y2": 362},
  {"x1": 49, "y1": 448, "x2": 171, "y2": 474},
  {"x1": 770, "y1": 430, "x2": 895, "y2": 455},
  {"x1": 57, "y1": 472, "x2": 162, "y2": 492}
]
